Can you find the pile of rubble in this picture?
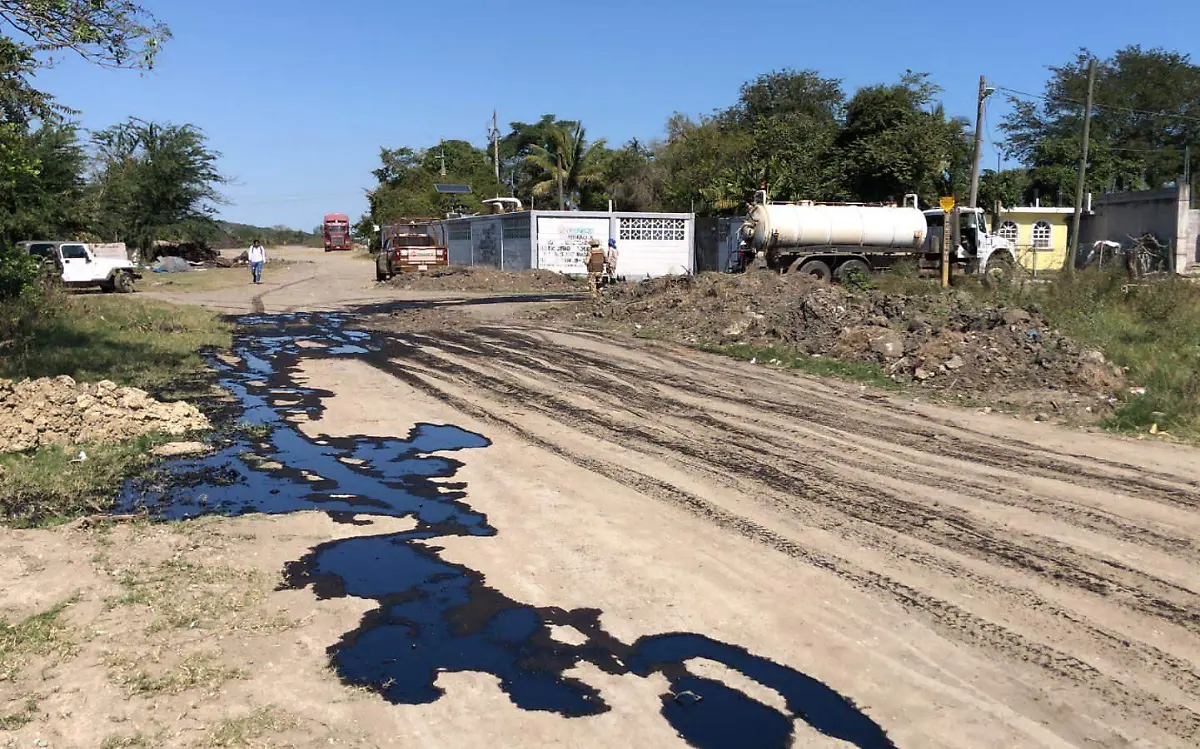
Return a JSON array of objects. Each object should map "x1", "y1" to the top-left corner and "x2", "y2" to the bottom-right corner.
[
  {"x1": 565, "y1": 273, "x2": 1124, "y2": 414},
  {"x1": 0, "y1": 376, "x2": 210, "y2": 453},
  {"x1": 388, "y1": 266, "x2": 586, "y2": 293}
]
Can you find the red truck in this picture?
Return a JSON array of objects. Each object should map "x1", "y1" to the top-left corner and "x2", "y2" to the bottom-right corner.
[
  {"x1": 375, "y1": 224, "x2": 448, "y2": 280},
  {"x1": 323, "y1": 213, "x2": 351, "y2": 252}
]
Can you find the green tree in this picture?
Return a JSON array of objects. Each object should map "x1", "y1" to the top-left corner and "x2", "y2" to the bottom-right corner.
[
  {"x1": 88, "y1": 119, "x2": 226, "y2": 256},
  {"x1": 0, "y1": 1, "x2": 168, "y2": 119},
  {"x1": 657, "y1": 112, "x2": 755, "y2": 213},
  {"x1": 736, "y1": 70, "x2": 846, "y2": 202},
  {"x1": 364, "y1": 140, "x2": 506, "y2": 225},
  {"x1": 524, "y1": 121, "x2": 606, "y2": 209},
  {"x1": 1002, "y1": 46, "x2": 1200, "y2": 198},
  {"x1": 978, "y1": 168, "x2": 1033, "y2": 210},
  {"x1": 835, "y1": 72, "x2": 969, "y2": 206},
  {"x1": 592, "y1": 138, "x2": 665, "y2": 211}
]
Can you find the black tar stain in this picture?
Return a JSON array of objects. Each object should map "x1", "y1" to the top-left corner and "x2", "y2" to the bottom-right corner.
[{"x1": 117, "y1": 310, "x2": 896, "y2": 749}]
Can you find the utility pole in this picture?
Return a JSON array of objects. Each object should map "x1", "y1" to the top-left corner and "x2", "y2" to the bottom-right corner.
[
  {"x1": 967, "y1": 75, "x2": 994, "y2": 209},
  {"x1": 1067, "y1": 58, "x2": 1097, "y2": 274},
  {"x1": 439, "y1": 140, "x2": 446, "y2": 178},
  {"x1": 557, "y1": 151, "x2": 565, "y2": 210},
  {"x1": 491, "y1": 110, "x2": 500, "y2": 182}
]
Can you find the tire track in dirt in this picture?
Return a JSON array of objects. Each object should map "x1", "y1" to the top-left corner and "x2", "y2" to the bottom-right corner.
[
  {"x1": 425, "y1": 329, "x2": 1200, "y2": 630},
  {"x1": 597, "y1": 334, "x2": 1200, "y2": 505},
  {"x1": 389, "y1": 329, "x2": 1200, "y2": 699},
  {"x1": 465, "y1": 327, "x2": 1200, "y2": 560},
  {"x1": 356, "y1": 330, "x2": 1200, "y2": 743}
]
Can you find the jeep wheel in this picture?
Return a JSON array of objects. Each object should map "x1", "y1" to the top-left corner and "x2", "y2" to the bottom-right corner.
[{"x1": 113, "y1": 271, "x2": 135, "y2": 294}]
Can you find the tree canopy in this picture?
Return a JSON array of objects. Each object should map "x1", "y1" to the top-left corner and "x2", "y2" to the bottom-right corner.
[
  {"x1": 86, "y1": 119, "x2": 226, "y2": 254},
  {"x1": 0, "y1": 1, "x2": 168, "y2": 120},
  {"x1": 1002, "y1": 45, "x2": 1200, "y2": 202}
]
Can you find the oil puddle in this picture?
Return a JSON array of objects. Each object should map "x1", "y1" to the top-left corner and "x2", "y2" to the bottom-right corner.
[{"x1": 119, "y1": 312, "x2": 895, "y2": 749}]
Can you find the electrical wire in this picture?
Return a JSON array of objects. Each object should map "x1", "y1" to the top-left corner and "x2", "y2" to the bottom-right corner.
[{"x1": 995, "y1": 85, "x2": 1200, "y2": 124}]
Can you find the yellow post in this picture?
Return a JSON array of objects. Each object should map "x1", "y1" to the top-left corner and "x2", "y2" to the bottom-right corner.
[{"x1": 939, "y1": 197, "x2": 956, "y2": 288}]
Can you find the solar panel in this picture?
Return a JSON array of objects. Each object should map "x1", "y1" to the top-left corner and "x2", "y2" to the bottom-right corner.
[{"x1": 434, "y1": 183, "x2": 473, "y2": 194}]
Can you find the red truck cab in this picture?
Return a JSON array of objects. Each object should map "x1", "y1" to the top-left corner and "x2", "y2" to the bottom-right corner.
[{"x1": 323, "y1": 213, "x2": 351, "y2": 252}]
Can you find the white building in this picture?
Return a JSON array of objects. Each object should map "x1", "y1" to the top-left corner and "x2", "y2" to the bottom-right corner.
[{"x1": 431, "y1": 210, "x2": 695, "y2": 279}]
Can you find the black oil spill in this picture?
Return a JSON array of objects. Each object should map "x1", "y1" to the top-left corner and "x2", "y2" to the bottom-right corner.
[{"x1": 118, "y1": 311, "x2": 896, "y2": 749}]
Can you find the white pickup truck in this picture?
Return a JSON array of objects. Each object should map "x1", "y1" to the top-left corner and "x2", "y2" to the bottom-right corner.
[{"x1": 19, "y1": 241, "x2": 142, "y2": 293}]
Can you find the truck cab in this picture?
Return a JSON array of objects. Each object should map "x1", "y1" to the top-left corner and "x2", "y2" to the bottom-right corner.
[
  {"x1": 921, "y1": 208, "x2": 1016, "y2": 278},
  {"x1": 323, "y1": 213, "x2": 352, "y2": 252},
  {"x1": 375, "y1": 232, "x2": 448, "y2": 281},
  {"x1": 19, "y1": 240, "x2": 141, "y2": 292}
]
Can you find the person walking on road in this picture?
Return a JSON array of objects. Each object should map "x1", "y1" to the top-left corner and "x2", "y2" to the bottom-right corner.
[
  {"x1": 605, "y1": 237, "x2": 619, "y2": 278},
  {"x1": 248, "y1": 239, "x2": 267, "y2": 285},
  {"x1": 586, "y1": 238, "x2": 607, "y2": 298}
]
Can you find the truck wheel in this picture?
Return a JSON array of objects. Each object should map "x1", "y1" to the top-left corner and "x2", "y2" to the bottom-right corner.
[
  {"x1": 375, "y1": 263, "x2": 388, "y2": 282},
  {"x1": 834, "y1": 259, "x2": 871, "y2": 284},
  {"x1": 113, "y1": 271, "x2": 134, "y2": 293},
  {"x1": 983, "y1": 252, "x2": 1016, "y2": 288},
  {"x1": 789, "y1": 258, "x2": 832, "y2": 282}
]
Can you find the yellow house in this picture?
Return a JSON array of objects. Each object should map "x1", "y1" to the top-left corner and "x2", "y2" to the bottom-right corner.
[{"x1": 996, "y1": 207, "x2": 1075, "y2": 273}]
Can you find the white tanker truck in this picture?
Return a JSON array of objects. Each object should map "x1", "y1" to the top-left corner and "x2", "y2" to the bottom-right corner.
[{"x1": 736, "y1": 192, "x2": 1016, "y2": 282}]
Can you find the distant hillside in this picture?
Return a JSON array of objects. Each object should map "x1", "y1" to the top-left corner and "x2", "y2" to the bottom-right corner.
[{"x1": 210, "y1": 221, "x2": 323, "y2": 249}]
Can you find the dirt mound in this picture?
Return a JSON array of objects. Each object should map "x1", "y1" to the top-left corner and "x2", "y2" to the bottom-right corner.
[
  {"x1": 388, "y1": 266, "x2": 586, "y2": 293},
  {"x1": 0, "y1": 376, "x2": 210, "y2": 453},
  {"x1": 565, "y1": 273, "x2": 1124, "y2": 412}
]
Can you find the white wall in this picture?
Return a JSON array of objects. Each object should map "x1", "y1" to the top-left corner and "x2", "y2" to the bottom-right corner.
[
  {"x1": 535, "y1": 216, "x2": 610, "y2": 274},
  {"x1": 613, "y1": 214, "x2": 693, "y2": 279}
]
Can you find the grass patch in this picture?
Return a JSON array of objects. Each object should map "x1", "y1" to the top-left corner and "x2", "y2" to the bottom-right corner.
[
  {"x1": 0, "y1": 434, "x2": 175, "y2": 527},
  {"x1": 108, "y1": 558, "x2": 289, "y2": 634},
  {"x1": 105, "y1": 650, "x2": 246, "y2": 698},
  {"x1": 195, "y1": 707, "x2": 297, "y2": 748},
  {"x1": 0, "y1": 696, "x2": 39, "y2": 730},
  {"x1": 0, "y1": 596, "x2": 79, "y2": 680},
  {"x1": 0, "y1": 294, "x2": 230, "y2": 392},
  {"x1": 100, "y1": 732, "x2": 155, "y2": 749},
  {"x1": 143, "y1": 267, "x2": 254, "y2": 293},
  {"x1": 710, "y1": 343, "x2": 900, "y2": 390},
  {"x1": 1037, "y1": 271, "x2": 1200, "y2": 438},
  {"x1": 0, "y1": 294, "x2": 230, "y2": 525}
]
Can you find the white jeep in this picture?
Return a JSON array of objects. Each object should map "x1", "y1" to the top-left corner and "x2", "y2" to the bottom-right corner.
[{"x1": 20, "y1": 241, "x2": 142, "y2": 293}]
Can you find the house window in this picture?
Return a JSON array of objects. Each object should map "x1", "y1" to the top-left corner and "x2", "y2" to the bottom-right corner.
[
  {"x1": 999, "y1": 220, "x2": 1019, "y2": 245},
  {"x1": 1032, "y1": 221, "x2": 1052, "y2": 250}
]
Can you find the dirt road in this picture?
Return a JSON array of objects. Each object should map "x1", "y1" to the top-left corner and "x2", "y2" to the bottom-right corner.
[{"x1": 5, "y1": 248, "x2": 1200, "y2": 748}]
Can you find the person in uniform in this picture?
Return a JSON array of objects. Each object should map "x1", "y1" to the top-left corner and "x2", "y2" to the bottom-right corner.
[
  {"x1": 586, "y1": 238, "x2": 607, "y2": 298},
  {"x1": 605, "y1": 237, "x2": 619, "y2": 278}
]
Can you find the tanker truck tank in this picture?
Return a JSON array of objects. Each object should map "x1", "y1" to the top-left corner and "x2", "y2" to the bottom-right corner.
[{"x1": 742, "y1": 199, "x2": 928, "y2": 251}]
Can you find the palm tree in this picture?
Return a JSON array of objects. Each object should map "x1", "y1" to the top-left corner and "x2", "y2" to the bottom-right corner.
[{"x1": 525, "y1": 122, "x2": 606, "y2": 209}]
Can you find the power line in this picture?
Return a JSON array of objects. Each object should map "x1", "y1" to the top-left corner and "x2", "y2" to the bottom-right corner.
[{"x1": 995, "y1": 85, "x2": 1200, "y2": 124}]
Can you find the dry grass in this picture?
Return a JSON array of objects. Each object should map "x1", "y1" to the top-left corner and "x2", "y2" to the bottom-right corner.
[
  {"x1": 99, "y1": 732, "x2": 156, "y2": 749},
  {"x1": 194, "y1": 707, "x2": 298, "y2": 748},
  {"x1": 104, "y1": 650, "x2": 246, "y2": 698},
  {"x1": 107, "y1": 557, "x2": 289, "y2": 634}
]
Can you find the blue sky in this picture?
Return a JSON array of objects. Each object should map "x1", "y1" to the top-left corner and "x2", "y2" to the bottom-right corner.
[{"x1": 31, "y1": 0, "x2": 1199, "y2": 229}]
